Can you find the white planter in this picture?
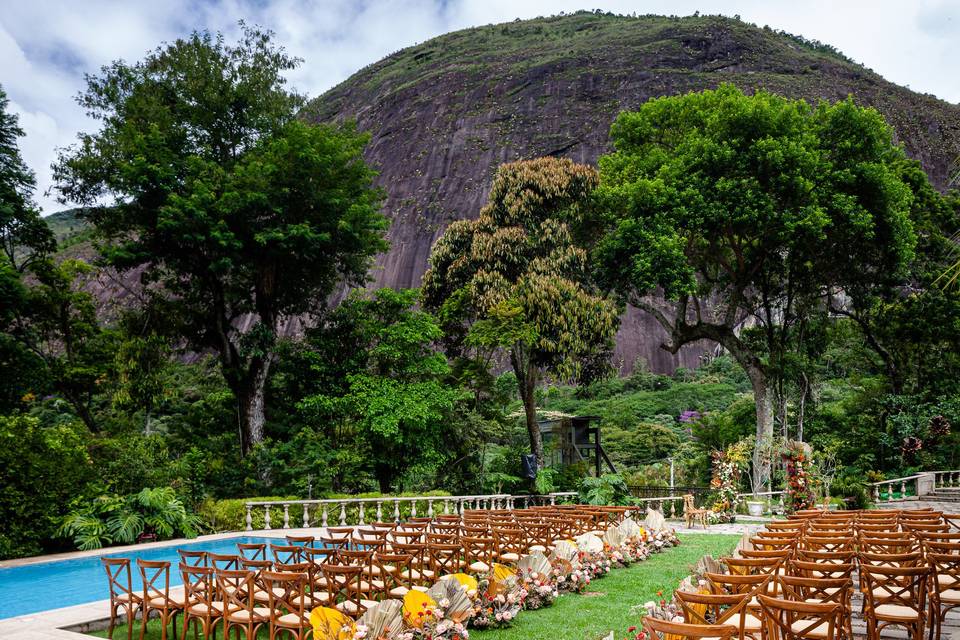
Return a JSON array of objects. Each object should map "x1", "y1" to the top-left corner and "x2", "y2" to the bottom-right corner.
[{"x1": 746, "y1": 501, "x2": 765, "y2": 517}]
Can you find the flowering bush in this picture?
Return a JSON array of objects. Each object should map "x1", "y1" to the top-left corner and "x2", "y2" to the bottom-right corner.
[{"x1": 470, "y1": 574, "x2": 527, "y2": 629}]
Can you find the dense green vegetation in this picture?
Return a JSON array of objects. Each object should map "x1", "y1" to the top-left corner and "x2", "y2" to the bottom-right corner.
[{"x1": 1, "y1": 24, "x2": 958, "y2": 560}]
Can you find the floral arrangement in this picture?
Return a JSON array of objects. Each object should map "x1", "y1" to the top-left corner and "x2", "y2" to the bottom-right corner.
[
  {"x1": 470, "y1": 565, "x2": 527, "y2": 629},
  {"x1": 517, "y1": 552, "x2": 558, "y2": 610},
  {"x1": 581, "y1": 550, "x2": 613, "y2": 579},
  {"x1": 782, "y1": 440, "x2": 815, "y2": 512},
  {"x1": 710, "y1": 451, "x2": 741, "y2": 515}
]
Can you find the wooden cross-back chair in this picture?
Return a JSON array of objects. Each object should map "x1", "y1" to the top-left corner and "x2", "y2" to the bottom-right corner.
[
  {"x1": 758, "y1": 594, "x2": 841, "y2": 640},
  {"x1": 218, "y1": 568, "x2": 268, "y2": 640},
  {"x1": 673, "y1": 589, "x2": 760, "y2": 639},
  {"x1": 461, "y1": 535, "x2": 496, "y2": 573},
  {"x1": 101, "y1": 557, "x2": 142, "y2": 640},
  {"x1": 375, "y1": 552, "x2": 416, "y2": 598},
  {"x1": 642, "y1": 617, "x2": 737, "y2": 640},
  {"x1": 263, "y1": 570, "x2": 311, "y2": 640},
  {"x1": 177, "y1": 550, "x2": 207, "y2": 568},
  {"x1": 208, "y1": 553, "x2": 240, "y2": 572},
  {"x1": 137, "y1": 559, "x2": 184, "y2": 640},
  {"x1": 683, "y1": 494, "x2": 709, "y2": 529},
  {"x1": 779, "y1": 574, "x2": 852, "y2": 639},
  {"x1": 321, "y1": 564, "x2": 374, "y2": 619},
  {"x1": 236, "y1": 543, "x2": 266, "y2": 561},
  {"x1": 179, "y1": 563, "x2": 221, "y2": 640},
  {"x1": 928, "y1": 551, "x2": 960, "y2": 640},
  {"x1": 860, "y1": 564, "x2": 929, "y2": 640}
]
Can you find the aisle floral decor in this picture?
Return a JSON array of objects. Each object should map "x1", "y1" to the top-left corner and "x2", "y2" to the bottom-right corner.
[
  {"x1": 517, "y1": 552, "x2": 558, "y2": 610},
  {"x1": 311, "y1": 517, "x2": 684, "y2": 640},
  {"x1": 709, "y1": 440, "x2": 751, "y2": 522},
  {"x1": 470, "y1": 563, "x2": 527, "y2": 629},
  {"x1": 783, "y1": 440, "x2": 815, "y2": 512}
]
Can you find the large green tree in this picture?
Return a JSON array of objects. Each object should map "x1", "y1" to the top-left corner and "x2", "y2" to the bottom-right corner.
[
  {"x1": 594, "y1": 85, "x2": 919, "y2": 491},
  {"x1": 295, "y1": 288, "x2": 462, "y2": 492},
  {"x1": 422, "y1": 157, "x2": 619, "y2": 469},
  {"x1": 53, "y1": 28, "x2": 388, "y2": 453}
]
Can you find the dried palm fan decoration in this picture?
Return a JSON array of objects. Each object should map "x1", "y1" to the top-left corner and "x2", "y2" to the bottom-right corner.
[
  {"x1": 358, "y1": 599, "x2": 404, "y2": 640},
  {"x1": 427, "y1": 576, "x2": 474, "y2": 623},
  {"x1": 517, "y1": 551, "x2": 551, "y2": 579},
  {"x1": 603, "y1": 525, "x2": 625, "y2": 549},
  {"x1": 576, "y1": 532, "x2": 604, "y2": 552},
  {"x1": 310, "y1": 606, "x2": 355, "y2": 640},
  {"x1": 441, "y1": 572, "x2": 478, "y2": 595},
  {"x1": 691, "y1": 554, "x2": 725, "y2": 581},
  {"x1": 618, "y1": 517, "x2": 641, "y2": 540},
  {"x1": 550, "y1": 539, "x2": 581, "y2": 568}
]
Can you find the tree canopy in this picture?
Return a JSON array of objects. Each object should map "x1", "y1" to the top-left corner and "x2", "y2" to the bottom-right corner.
[
  {"x1": 594, "y1": 84, "x2": 922, "y2": 490},
  {"x1": 422, "y1": 157, "x2": 619, "y2": 468},
  {"x1": 53, "y1": 27, "x2": 388, "y2": 453}
]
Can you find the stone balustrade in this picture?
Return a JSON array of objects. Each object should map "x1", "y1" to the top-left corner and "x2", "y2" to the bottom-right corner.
[{"x1": 242, "y1": 492, "x2": 579, "y2": 531}]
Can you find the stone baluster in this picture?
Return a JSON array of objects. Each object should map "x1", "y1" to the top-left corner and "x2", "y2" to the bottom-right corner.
[
  {"x1": 321, "y1": 505, "x2": 329, "y2": 527},
  {"x1": 887, "y1": 484, "x2": 893, "y2": 502},
  {"x1": 264, "y1": 505, "x2": 271, "y2": 530},
  {"x1": 303, "y1": 504, "x2": 310, "y2": 528},
  {"x1": 550, "y1": 495, "x2": 557, "y2": 506},
  {"x1": 873, "y1": 485, "x2": 879, "y2": 502},
  {"x1": 901, "y1": 480, "x2": 907, "y2": 499},
  {"x1": 376, "y1": 501, "x2": 383, "y2": 522},
  {"x1": 443, "y1": 499, "x2": 450, "y2": 515},
  {"x1": 282, "y1": 503, "x2": 290, "y2": 529},
  {"x1": 670, "y1": 500, "x2": 676, "y2": 518},
  {"x1": 358, "y1": 503, "x2": 365, "y2": 526},
  {"x1": 245, "y1": 504, "x2": 253, "y2": 531},
  {"x1": 394, "y1": 500, "x2": 401, "y2": 522},
  {"x1": 778, "y1": 494, "x2": 785, "y2": 512},
  {"x1": 339, "y1": 502, "x2": 347, "y2": 526},
  {"x1": 427, "y1": 500, "x2": 434, "y2": 517}
]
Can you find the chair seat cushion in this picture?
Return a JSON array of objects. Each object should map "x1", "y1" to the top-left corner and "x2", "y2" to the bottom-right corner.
[
  {"x1": 790, "y1": 619, "x2": 832, "y2": 637},
  {"x1": 390, "y1": 586, "x2": 410, "y2": 598},
  {"x1": 725, "y1": 613, "x2": 762, "y2": 631},
  {"x1": 939, "y1": 588, "x2": 960, "y2": 603},
  {"x1": 277, "y1": 612, "x2": 309, "y2": 627},
  {"x1": 187, "y1": 601, "x2": 225, "y2": 615},
  {"x1": 875, "y1": 604, "x2": 921, "y2": 620},
  {"x1": 148, "y1": 596, "x2": 185, "y2": 608},
  {"x1": 337, "y1": 599, "x2": 378, "y2": 615},
  {"x1": 499, "y1": 553, "x2": 520, "y2": 563},
  {"x1": 226, "y1": 606, "x2": 271, "y2": 622},
  {"x1": 469, "y1": 561, "x2": 491, "y2": 573}
]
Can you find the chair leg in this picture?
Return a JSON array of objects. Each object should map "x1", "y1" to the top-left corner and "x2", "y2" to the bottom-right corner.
[{"x1": 139, "y1": 609, "x2": 149, "y2": 640}]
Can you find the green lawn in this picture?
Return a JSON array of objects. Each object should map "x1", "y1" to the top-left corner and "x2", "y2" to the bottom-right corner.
[{"x1": 90, "y1": 534, "x2": 737, "y2": 640}]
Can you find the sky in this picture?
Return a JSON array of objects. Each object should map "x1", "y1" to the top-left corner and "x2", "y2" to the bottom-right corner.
[{"x1": 2, "y1": 0, "x2": 959, "y2": 214}]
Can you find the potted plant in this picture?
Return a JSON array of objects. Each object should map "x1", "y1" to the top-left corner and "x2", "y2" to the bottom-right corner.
[{"x1": 745, "y1": 500, "x2": 765, "y2": 517}]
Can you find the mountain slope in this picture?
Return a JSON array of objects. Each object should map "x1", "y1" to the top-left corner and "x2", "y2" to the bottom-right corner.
[{"x1": 302, "y1": 11, "x2": 960, "y2": 372}]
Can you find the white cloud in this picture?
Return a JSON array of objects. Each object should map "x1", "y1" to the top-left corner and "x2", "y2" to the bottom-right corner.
[{"x1": 0, "y1": 0, "x2": 958, "y2": 214}]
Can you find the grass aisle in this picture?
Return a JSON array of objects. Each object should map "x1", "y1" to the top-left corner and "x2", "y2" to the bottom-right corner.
[
  {"x1": 89, "y1": 534, "x2": 737, "y2": 640},
  {"x1": 473, "y1": 533, "x2": 738, "y2": 640}
]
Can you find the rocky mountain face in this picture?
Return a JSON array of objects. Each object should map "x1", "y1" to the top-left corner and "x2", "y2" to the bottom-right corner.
[
  {"x1": 52, "y1": 12, "x2": 960, "y2": 373},
  {"x1": 301, "y1": 12, "x2": 960, "y2": 373}
]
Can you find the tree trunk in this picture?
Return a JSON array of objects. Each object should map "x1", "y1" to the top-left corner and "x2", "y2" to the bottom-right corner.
[
  {"x1": 748, "y1": 367, "x2": 775, "y2": 495},
  {"x1": 237, "y1": 356, "x2": 272, "y2": 456},
  {"x1": 511, "y1": 348, "x2": 544, "y2": 470}
]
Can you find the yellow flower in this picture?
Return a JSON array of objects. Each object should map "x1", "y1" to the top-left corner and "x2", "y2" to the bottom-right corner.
[
  {"x1": 447, "y1": 572, "x2": 478, "y2": 593},
  {"x1": 309, "y1": 607, "x2": 354, "y2": 640},
  {"x1": 403, "y1": 589, "x2": 436, "y2": 628}
]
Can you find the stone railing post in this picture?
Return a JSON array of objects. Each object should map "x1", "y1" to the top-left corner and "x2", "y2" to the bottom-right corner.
[
  {"x1": 376, "y1": 501, "x2": 383, "y2": 522},
  {"x1": 443, "y1": 499, "x2": 450, "y2": 515},
  {"x1": 245, "y1": 504, "x2": 253, "y2": 531},
  {"x1": 321, "y1": 505, "x2": 329, "y2": 527},
  {"x1": 427, "y1": 500, "x2": 434, "y2": 517},
  {"x1": 282, "y1": 503, "x2": 290, "y2": 529},
  {"x1": 339, "y1": 502, "x2": 347, "y2": 526},
  {"x1": 873, "y1": 485, "x2": 879, "y2": 502},
  {"x1": 264, "y1": 505, "x2": 271, "y2": 530},
  {"x1": 393, "y1": 500, "x2": 401, "y2": 522},
  {"x1": 303, "y1": 504, "x2": 310, "y2": 528},
  {"x1": 358, "y1": 503, "x2": 365, "y2": 526}
]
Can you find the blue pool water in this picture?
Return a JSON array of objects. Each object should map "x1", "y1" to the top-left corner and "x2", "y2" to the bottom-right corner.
[{"x1": 0, "y1": 536, "x2": 279, "y2": 619}]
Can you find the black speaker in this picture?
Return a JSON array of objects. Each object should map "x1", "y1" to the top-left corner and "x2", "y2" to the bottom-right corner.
[{"x1": 521, "y1": 453, "x2": 538, "y2": 479}]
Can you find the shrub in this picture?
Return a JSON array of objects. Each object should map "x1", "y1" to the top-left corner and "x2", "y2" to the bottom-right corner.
[{"x1": 0, "y1": 415, "x2": 94, "y2": 558}]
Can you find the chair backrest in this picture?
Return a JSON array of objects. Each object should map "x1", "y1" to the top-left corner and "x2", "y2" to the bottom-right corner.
[
  {"x1": 339, "y1": 549, "x2": 374, "y2": 572},
  {"x1": 137, "y1": 559, "x2": 171, "y2": 604},
  {"x1": 429, "y1": 542, "x2": 462, "y2": 575},
  {"x1": 271, "y1": 543, "x2": 303, "y2": 565},
  {"x1": 861, "y1": 564, "x2": 929, "y2": 613},
  {"x1": 758, "y1": 594, "x2": 841, "y2": 640},
  {"x1": 642, "y1": 616, "x2": 737, "y2": 640},
  {"x1": 208, "y1": 553, "x2": 240, "y2": 571},
  {"x1": 377, "y1": 552, "x2": 414, "y2": 591},
  {"x1": 216, "y1": 569, "x2": 256, "y2": 615},
  {"x1": 102, "y1": 557, "x2": 136, "y2": 603},
  {"x1": 859, "y1": 550, "x2": 924, "y2": 568},
  {"x1": 263, "y1": 570, "x2": 308, "y2": 625},
  {"x1": 673, "y1": 589, "x2": 751, "y2": 635},
  {"x1": 493, "y1": 528, "x2": 526, "y2": 556},
  {"x1": 683, "y1": 494, "x2": 696, "y2": 511},
  {"x1": 929, "y1": 552, "x2": 960, "y2": 597},
  {"x1": 801, "y1": 535, "x2": 854, "y2": 553},
  {"x1": 178, "y1": 549, "x2": 207, "y2": 567},
  {"x1": 779, "y1": 575, "x2": 851, "y2": 607},
  {"x1": 236, "y1": 542, "x2": 266, "y2": 560},
  {"x1": 794, "y1": 549, "x2": 855, "y2": 565},
  {"x1": 724, "y1": 556, "x2": 782, "y2": 576},
  {"x1": 303, "y1": 546, "x2": 338, "y2": 567},
  {"x1": 860, "y1": 535, "x2": 917, "y2": 555},
  {"x1": 180, "y1": 563, "x2": 215, "y2": 607},
  {"x1": 788, "y1": 559, "x2": 855, "y2": 582},
  {"x1": 739, "y1": 548, "x2": 792, "y2": 562},
  {"x1": 285, "y1": 535, "x2": 316, "y2": 549},
  {"x1": 461, "y1": 536, "x2": 495, "y2": 565},
  {"x1": 321, "y1": 564, "x2": 365, "y2": 616},
  {"x1": 706, "y1": 571, "x2": 772, "y2": 597}
]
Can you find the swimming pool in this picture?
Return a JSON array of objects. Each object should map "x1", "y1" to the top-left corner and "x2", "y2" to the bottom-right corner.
[{"x1": 0, "y1": 535, "x2": 279, "y2": 619}]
